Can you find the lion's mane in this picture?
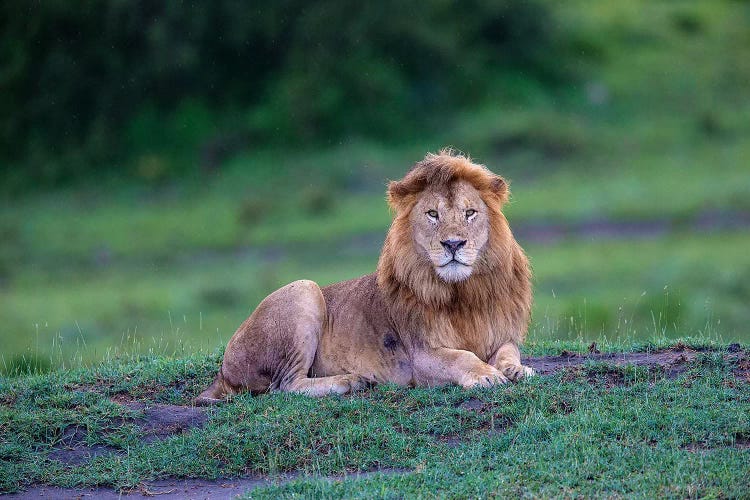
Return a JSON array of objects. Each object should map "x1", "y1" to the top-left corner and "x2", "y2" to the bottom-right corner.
[{"x1": 376, "y1": 150, "x2": 532, "y2": 354}]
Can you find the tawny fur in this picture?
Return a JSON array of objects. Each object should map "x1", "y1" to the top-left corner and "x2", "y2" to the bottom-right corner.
[{"x1": 196, "y1": 150, "x2": 533, "y2": 404}]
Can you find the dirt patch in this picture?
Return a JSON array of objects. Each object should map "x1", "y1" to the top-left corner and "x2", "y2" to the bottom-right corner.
[
  {"x1": 436, "y1": 419, "x2": 509, "y2": 448},
  {"x1": 457, "y1": 398, "x2": 485, "y2": 411},
  {"x1": 124, "y1": 402, "x2": 208, "y2": 443},
  {"x1": 48, "y1": 427, "x2": 121, "y2": 466},
  {"x1": 436, "y1": 435, "x2": 464, "y2": 448},
  {"x1": 49, "y1": 403, "x2": 207, "y2": 465},
  {"x1": 682, "y1": 433, "x2": 750, "y2": 453},
  {"x1": 560, "y1": 365, "x2": 628, "y2": 387},
  {"x1": 6, "y1": 477, "x2": 274, "y2": 499},
  {"x1": 731, "y1": 354, "x2": 750, "y2": 382},
  {"x1": 513, "y1": 209, "x2": 750, "y2": 245},
  {"x1": 8, "y1": 470, "x2": 408, "y2": 499},
  {"x1": 66, "y1": 376, "x2": 204, "y2": 405},
  {"x1": 435, "y1": 399, "x2": 512, "y2": 447},
  {"x1": 524, "y1": 349, "x2": 699, "y2": 379}
]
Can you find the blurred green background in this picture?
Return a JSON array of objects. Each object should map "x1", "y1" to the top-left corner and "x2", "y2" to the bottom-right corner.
[{"x1": 1, "y1": 1, "x2": 749, "y2": 374}]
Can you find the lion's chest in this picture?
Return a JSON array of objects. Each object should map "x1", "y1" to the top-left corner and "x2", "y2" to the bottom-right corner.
[{"x1": 438, "y1": 310, "x2": 506, "y2": 362}]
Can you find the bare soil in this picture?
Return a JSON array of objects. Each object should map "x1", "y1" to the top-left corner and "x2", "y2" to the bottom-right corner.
[
  {"x1": 7, "y1": 477, "x2": 280, "y2": 500},
  {"x1": 513, "y1": 210, "x2": 750, "y2": 244},
  {"x1": 127, "y1": 402, "x2": 209, "y2": 443},
  {"x1": 48, "y1": 427, "x2": 120, "y2": 466},
  {"x1": 523, "y1": 348, "x2": 698, "y2": 378},
  {"x1": 49, "y1": 403, "x2": 208, "y2": 466},
  {"x1": 7, "y1": 471, "x2": 405, "y2": 500}
]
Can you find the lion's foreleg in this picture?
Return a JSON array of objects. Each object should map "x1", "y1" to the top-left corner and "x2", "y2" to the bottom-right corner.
[
  {"x1": 488, "y1": 342, "x2": 534, "y2": 382},
  {"x1": 412, "y1": 347, "x2": 508, "y2": 388}
]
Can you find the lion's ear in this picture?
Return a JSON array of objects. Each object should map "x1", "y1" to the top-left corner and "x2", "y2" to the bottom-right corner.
[
  {"x1": 387, "y1": 180, "x2": 408, "y2": 210},
  {"x1": 490, "y1": 176, "x2": 509, "y2": 204}
]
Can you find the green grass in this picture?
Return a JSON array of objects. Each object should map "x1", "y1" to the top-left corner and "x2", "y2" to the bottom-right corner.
[
  {"x1": 1, "y1": 340, "x2": 747, "y2": 497},
  {"x1": 2, "y1": 229, "x2": 748, "y2": 374}
]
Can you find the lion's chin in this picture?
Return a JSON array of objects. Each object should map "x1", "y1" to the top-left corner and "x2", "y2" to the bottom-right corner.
[{"x1": 435, "y1": 262, "x2": 473, "y2": 283}]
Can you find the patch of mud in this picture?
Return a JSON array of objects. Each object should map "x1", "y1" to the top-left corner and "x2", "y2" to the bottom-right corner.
[
  {"x1": 48, "y1": 427, "x2": 121, "y2": 466},
  {"x1": 8, "y1": 470, "x2": 408, "y2": 499},
  {"x1": 8, "y1": 477, "x2": 272, "y2": 500},
  {"x1": 124, "y1": 402, "x2": 208, "y2": 443},
  {"x1": 731, "y1": 354, "x2": 750, "y2": 382},
  {"x1": 682, "y1": 433, "x2": 750, "y2": 453},
  {"x1": 435, "y1": 435, "x2": 464, "y2": 448},
  {"x1": 524, "y1": 349, "x2": 698, "y2": 379},
  {"x1": 49, "y1": 403, "x2": 207, "y2": 465},
  {"x1": 547, "y1": 398, "x2": 575, "y2": 414},
  {"x1": 436, "y1": 399, "x2": 511, "y2": 447},
  {"x1": 561, "y1": 365, "x2": 628, "y2": 387},
  {"x1": 0, "y1": 392, "x2": 18, "y2": 406},
  {"x1": 435, "y1": 422, "x2": 508, "y2": 449},
  {"x1": 67, "y1": 377, "x2": 202, "y2": 405},
  {"x1": 457, "y1": 398, "x2": 485, "y2": 411}
]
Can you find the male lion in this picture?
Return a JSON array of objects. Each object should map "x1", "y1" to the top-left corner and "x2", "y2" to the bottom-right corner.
[{"x1": 196, "y1": 150, "x2": 533, "y2": 403}]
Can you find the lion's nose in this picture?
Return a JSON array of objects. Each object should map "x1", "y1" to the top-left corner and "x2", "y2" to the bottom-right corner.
[{"x1": 441, "y1": 239, "x2": 467, "y2": 254}]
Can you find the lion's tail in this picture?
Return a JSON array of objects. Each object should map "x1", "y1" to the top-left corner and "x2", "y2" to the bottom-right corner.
[{"x1": 194, "y1": 366, "x2": 234, "y2": 406}]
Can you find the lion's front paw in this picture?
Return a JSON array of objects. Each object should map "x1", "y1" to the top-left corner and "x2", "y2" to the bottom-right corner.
[
  {"x1": 461, "y1": 367, "x2": 509, "y2": 389},
  {"x1": 501, "y1": 364, "x2": 535, "y2": 382}
]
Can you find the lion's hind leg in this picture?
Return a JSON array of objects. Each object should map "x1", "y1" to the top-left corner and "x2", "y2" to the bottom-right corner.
[
  {"x1": 270, "y1": 281, "x2": 367, "y2": 396},
  {"x1": 284, "y1": 373, "x2": 367, "y2": 397},
  {"x1": 194, "y1": 369, "x2": 237, "y2": 406},
  {"x1": 196, "y1": 279, "x2": 366, "y2": 401}
]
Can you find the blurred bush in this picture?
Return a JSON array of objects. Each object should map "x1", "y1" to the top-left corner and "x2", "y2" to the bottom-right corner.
[{"x1": 1, "y1": 0, "x2": 583, "y2": 191}]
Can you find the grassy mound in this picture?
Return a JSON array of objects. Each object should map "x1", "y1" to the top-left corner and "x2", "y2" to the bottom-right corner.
[{"x1": 1, "y1": 339, "x2": 747, "y2": 497}]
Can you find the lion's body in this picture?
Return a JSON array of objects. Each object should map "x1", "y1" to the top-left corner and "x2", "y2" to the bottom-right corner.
[
  {"x1": 316, "y1": 274, "x2": 413, "y2": 386},
  {"x1": 197, "y1": 151, "x2": 533, "y2": 403}
]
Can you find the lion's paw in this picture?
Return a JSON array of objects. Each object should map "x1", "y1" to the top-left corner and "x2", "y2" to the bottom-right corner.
[
  {"x1": 462, "y1": 368, "x2": 509, "y2": 389},
  {"x1": 502, "y1": 364, "x2": 535, "y2": 382}
]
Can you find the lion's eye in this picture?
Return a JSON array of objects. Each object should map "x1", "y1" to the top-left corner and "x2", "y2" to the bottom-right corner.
[
  {"x1": 426, "y1": 210, "x2": 439, "y2": 219},
  {"x1": 465, "y1": 209, "x2": 477, "y2": 218}
]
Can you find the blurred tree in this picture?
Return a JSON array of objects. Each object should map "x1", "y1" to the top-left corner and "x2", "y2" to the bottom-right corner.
[{"x1": 0, "y1": 0, "x2": 573, "y2": 190}]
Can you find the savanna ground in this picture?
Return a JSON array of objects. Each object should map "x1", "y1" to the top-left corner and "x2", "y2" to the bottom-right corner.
[
  {"x1": 1, "y1": 340, "x2": 749, "y2": 497},
  {"x1": 2, "y1": 1, "x2": 750, "y2": 497}
]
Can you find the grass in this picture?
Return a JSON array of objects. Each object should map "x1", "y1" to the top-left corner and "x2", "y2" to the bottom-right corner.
[
  {"x1": 2, "y1": 229, "x2": 748, "y2": 374},
  {"x1": 0, "y1": 339, "x2": 747, "y2": 497}
]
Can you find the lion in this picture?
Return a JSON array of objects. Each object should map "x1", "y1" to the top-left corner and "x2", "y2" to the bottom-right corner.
[{"x1": 196, "y1": 149, "x2": 533, "y2": 404}]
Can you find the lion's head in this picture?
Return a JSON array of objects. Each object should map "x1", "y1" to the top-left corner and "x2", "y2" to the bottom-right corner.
[
  {"x1": 377, "y1": 150, "x2": 525, "y2": 311},
  {"x1": 404, "y1": 178, "x2": 492, "y2": 282}
]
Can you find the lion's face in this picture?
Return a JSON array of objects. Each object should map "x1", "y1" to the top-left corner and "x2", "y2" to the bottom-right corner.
[{"x1": 409, "y1": 180, "x2": 490, "y2": 283}]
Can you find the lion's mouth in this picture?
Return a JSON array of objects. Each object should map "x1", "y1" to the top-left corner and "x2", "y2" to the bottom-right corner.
[
  {"x1": 435, "y1": 257, "x2": 474, "y2": 282},
  {"x1": 439, "y1": 258, "x2": 469, "y2": 268}
]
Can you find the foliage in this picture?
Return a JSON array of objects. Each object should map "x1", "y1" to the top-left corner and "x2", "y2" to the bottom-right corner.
[{"x1": 1, "y1": 0, "x2": 576, "y2": 190}]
